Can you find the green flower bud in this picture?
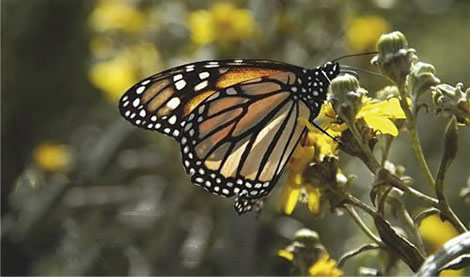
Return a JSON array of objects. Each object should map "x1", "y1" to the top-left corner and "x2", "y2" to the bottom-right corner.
[
  {"x1": 371, "y1": 31, "x2": 417, "y2": 85},
  {"x1": 330, "y1": 74, "x2": 367, "y2": 122},
  {"x1": 432, "y1": 83, "x2": 470, "y2": 125},
  {"x1": 407, "y1": 62, "x2": 440, "y2": 98}
]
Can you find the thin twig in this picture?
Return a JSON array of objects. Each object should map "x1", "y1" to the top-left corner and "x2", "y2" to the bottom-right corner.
[
  {"x1": 338, "y1": 243, "x2": 382, "y2": 267},
  {"x1": 344, "y1": 205, "x2": 383, "y2": 246}
]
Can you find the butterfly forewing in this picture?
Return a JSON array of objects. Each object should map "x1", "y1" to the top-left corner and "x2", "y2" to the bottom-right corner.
[{"x1": 118, "y1": 59, "x2": 303, "y2": 140}]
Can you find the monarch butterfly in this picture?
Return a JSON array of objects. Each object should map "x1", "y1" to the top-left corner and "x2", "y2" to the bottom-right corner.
[{"x1": 119, "y1": 59, "x2": 340, "y2": 214}]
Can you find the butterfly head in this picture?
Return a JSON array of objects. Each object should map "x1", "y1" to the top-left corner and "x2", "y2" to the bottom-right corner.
[{"x1": 321, "y1": 61, "x2": 340, "y2": 80}]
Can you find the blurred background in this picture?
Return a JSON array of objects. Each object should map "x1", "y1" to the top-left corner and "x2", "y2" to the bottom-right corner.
[{"x1": 2, "y1": 0, "x2": 469, "y2": 275}]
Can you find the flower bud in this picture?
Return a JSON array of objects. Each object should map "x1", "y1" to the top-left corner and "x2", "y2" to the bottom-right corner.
[
  {"x1": 330, "y1": 74, "x2": 367, "y2": 122},
  {"x1": 407, "y1": 62, "x2": 440, "y2": 98},
  {"x1": 294, "y1": 228, "x2": 320, "y2": 246},
  {"x1": 371, "y1": 31, "x2": 417, "y2": 85},
  {"x1": 432, "y1": 83, "x2": 470, "y2": 125},
  {"x1": 376, "y1": 86, "x2": 400, "y2": 100}
]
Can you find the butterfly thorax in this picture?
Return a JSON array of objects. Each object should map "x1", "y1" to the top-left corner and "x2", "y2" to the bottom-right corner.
[{"x1": 290, "y1": 61, "x2": 340, "y2": 118}]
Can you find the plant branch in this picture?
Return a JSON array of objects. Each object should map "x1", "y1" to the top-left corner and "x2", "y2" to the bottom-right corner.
[
  {"x1": 344, "y1": 204, "x2": 383, "y2": 246},
  {"x1": 338, "y1": 243, "x2": 382, "y2": 268},
  {"x1": 397, "y1": 84, "x2": 435, "y2": 187}
]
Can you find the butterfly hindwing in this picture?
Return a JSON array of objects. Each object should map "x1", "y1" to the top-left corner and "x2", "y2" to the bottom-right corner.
[{"x1": 179, "y1": 71, "x2": 312, "y2": 213}]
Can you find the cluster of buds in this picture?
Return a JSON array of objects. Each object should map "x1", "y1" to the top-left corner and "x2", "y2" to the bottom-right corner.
[
  {"x1": 372, "y1": 31, "x2": 417, "y2": 85},
  {"x1": 432, "y1": 83, "x2": 470, "y2": 125}
]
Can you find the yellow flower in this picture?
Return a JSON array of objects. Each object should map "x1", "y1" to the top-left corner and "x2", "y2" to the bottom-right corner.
[
  {"x1": 89, "y1": 0, "x2": 146, "y2": 33},
  {"x1": 33, "y1": 142, "x2": 72, "y2": 172},
  {"x1": 279, "y1": 97, "x2": 405, "y2": 215},
  {"x1": 357, "y1": 97, "x2": 407, "y2": 136},
  {"x1": 418, "y1": 214, "x2": 463, "y2": 276},
  {"x1": 278, "y1": 105, "x2": 341, "y2": 215},
  {"x1": 308, "y1": 254, "x2": 343, "y2": 277},
  {"x1": 188, "y1": 3, "x2": 257, "y2": 46},
  {"x1": 346, "y1": 15, "x2": 389, "y2": 52},
  {"x1": 89, "y1": 35, "x2": 114, "y2": 59},
  {"x1": 89, "y1": 42, "x2": 160, "y2": 102}
]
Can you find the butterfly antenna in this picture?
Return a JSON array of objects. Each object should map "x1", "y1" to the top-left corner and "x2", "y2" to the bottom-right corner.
[
  {"x1": 339, "y1": 69, "x2": 360, "y2": 79},
  {"x1": 340, "y1": 64, "x2": 385, "y2": 78},
  {"x1": 332, "y1": 51, "x2": 378, "y2": 63}
]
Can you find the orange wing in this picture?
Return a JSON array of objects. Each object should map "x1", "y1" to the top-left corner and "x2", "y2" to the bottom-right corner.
[
  {"x1": 118, "y1": 59, "x2": 301, "y2": 140},
  {"x1": 179, "y1": 71, "x2": 311, "y2": 214}
]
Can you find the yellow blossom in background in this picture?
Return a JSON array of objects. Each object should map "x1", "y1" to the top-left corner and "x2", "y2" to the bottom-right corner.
[
  {"x1": 188, "y1": 2, "x2": 257, "y2": 46},
  {"x1": 418, "y1": 214, "x2": 463, "y2": 277},
  {"x1": 33, "y1": 142, "x2": 72, "y2": 172},
  {"x1": 346, "y1": 15, "x2": 389, "y2": 52},
  {"x1": 89, "y1": 35, "x2": 114, "y2": 59},
  {"x1": 89, "y1": 42, "x2": 160, "y2": 102},
  {"x1": 89, "y1": 0, "x2": 146, "y2": 33},
  {"x1": 308, "y1": 254, "x2": 343, "y2": 277}
]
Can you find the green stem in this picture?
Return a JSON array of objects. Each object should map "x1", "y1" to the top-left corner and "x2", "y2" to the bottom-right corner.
[
  {"x1": 346, "y1": 118, "x2": 439, "y2": 208},
  {"x1": 344, "y1": 204, "x2": 383, "y2": 246},
  {"x1": 347, "y1": 119, "x2": 381, "y2": 173},
  {"x1": 397, "y1": 84, "x2": 435, "y2": 187}
]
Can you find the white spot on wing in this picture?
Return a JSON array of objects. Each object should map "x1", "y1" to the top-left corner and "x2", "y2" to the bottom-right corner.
[
  {"x1": 132, "y1": 98, "x2": 140, "y2": 107},
  {"x1": 141, "y1": 79, "x2": 151, "y2": 85},
  {"x1": 198, "y1": 71, "x2": 210, "y2": 79},
  {"x1": 168, "y1": 115, "x2": 177, "y2": 125},
  {"x1": 136, "y1": 86, "x2": 145, "y2": 94},
  {"x1": 194, "y1": 80, "x2": 208, "y2": 91},
  {"x1": 175, "y1": 79, "x2": 186, "y2": 90},
  {"x1": 166, "y1": 97, "x2": 181, "y2": 109},
  {"x1": 173, "y1": 74, "x2": 183, "y2": 81}
]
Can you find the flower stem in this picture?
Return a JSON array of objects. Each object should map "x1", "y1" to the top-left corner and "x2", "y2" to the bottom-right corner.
[
  {"x1": 397, "y1": 84, "x2": 436, "y2": 187},
  {"x1": 346, "y1": 119, "x2": 381, "y2": 173},
  {"x1": 344, "y1": 204, "x2": 383, "y2": 245}
]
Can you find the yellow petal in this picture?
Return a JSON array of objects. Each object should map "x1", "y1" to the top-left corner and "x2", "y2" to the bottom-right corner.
[
  {"x1": 359, "y1": 98, "x2": 407, "y2": 119},
  {"x1": 308, "y1": 254, "x2": 343, "y2": 277},
  {"x1": 363, "y1": 116, "x2": 399, "y2": 136},
  {"x1": 277, "y1": 249, "x2": 294, "y2": 261},
  {"x1": 306, "y1": 186, "x2": 321, "y2": 215},
  {"x1": 277, "y1": 179, "x2": 301, "y2": 215}
]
